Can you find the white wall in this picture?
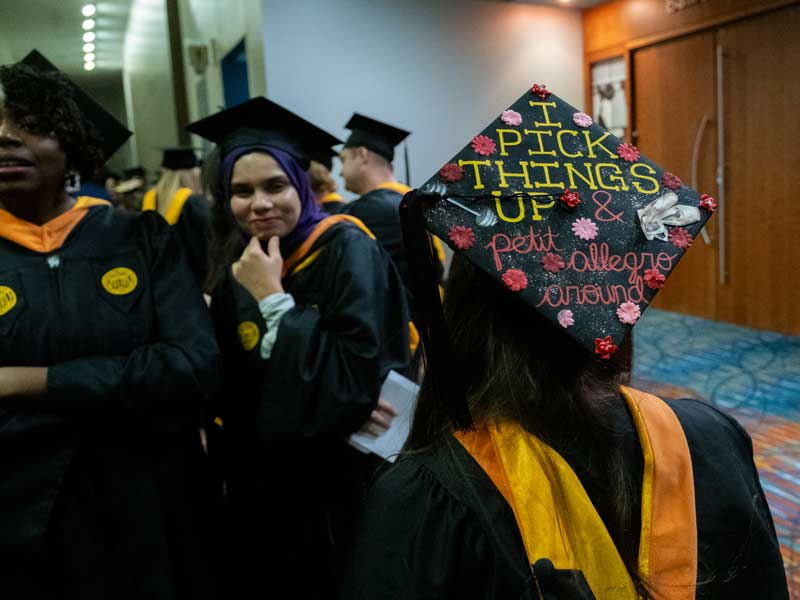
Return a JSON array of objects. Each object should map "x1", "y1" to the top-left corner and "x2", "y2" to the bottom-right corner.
[
  {"x1": 180, "y1": 0, "x2": 266, "y2": 136},
  {"x1": 260, "y1": 0, "x2": 584, "y2": 196},
  {"x1": 123, "y1": 0, "x2": 178, "y2": 179}
]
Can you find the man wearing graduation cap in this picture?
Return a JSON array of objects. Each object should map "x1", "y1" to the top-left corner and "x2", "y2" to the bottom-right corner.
[
  {"x1": 339, "y1": 114, "x2": 445, "y2": 300},
  {"x1": 342, "y1": 85, "x2": 788, "y2": 598},
  {"x1": 142, "y1": 146, "x2": 209, "y2": 287},
  {"x1": 0, "y1": 51, "x2": 221, "y2": 598}
]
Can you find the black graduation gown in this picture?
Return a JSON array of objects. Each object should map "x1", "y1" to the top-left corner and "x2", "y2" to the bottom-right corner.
[
  {"x1": 340, "y1": 397, "x2": 789, "y2": 599},
  {"x1": 209, "y1": 220, "x2": 410, "y2": 599},
  {"x1": 0, "y1": 205, "x2": 221, "y2": 600},
  {"x1": 174, "y1": 194, "x2": 211, "y2": 289}
]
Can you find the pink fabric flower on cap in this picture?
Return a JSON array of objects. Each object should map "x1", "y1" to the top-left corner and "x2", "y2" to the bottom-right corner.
[
  {"x1": 669, "y1": 226, "x2": 693, "y2": 249},
  {"x1": 530, "y1": 83, "x2": 551, "y2": 99},
  {"x1": 661, "y1": 172, "x2": 682, "y2": 190},
  {"x1": 501, "y1": 110, "x2": 523, "y2": 126},
  {"x1": 572, "y1": 218, "x2": 598, "y2": 241},
  {"x1": 542, "y1": 253, "x2": 565, "y2": 274},
  {"x1": 595, "y1": 336, "x2": 618, "y2": 360},
  {"x1": 560, "y1": 188, "x2": 581, "y2": 210},
  {"x1": 448, "y1": 225, "x2": 475, "y2": 250},
  {"x1": 617, "y1": 143, "x2": 640, "y2": 163},
  {"x1": 502, "y1": 269, "x2": 528, "y2": 291},
  {"x1": 471, "y1": 135, "x2": 496, "y2": 156},
  {"x1": 616, "y1": 302, "x2": 641, "y2": 325},
  {"x1": 644, "y1": 268, "x2": 666, "y2": 290},
  {"x1": 572, "y1": 112, "x2": 592, "y2": 128},
  {"x1": 439, "y1": 163, "x2": 464, "y2": 183},
  {"x1": 557, "y1": 309, "x2": 574, "y2": 328},
  {"x1": 700, "y1": 193, "x2": 718, "y2": 212}
]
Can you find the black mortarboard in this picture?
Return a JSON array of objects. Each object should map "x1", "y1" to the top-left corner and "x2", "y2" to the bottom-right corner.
[
  {"x1": 19, "y1": 50, "x2": 132, "y2": 160},
  {"x1": 186, "y1": 97, "x2": 342, "y2": 167},
  {"x1": 343, "y1": 113, "x2": 410, "y2": 163},
  {"x1": 123, "y1": 166, "x2": 146, "y2": 179},
  {"x1": 402, "y1": 84, "x2": 717, "y2": 427},
  {"x1": 161, "y1": 147, "x2": 199, "y2": 170},
  {"x1": 308, "y1": 146, "x2": 338, "y2": 171}
]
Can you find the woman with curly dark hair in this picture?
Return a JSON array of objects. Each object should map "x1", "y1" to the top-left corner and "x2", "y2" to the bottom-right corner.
[{"x1": 0, "y1": 51, "x2": 221, "y2": 599}]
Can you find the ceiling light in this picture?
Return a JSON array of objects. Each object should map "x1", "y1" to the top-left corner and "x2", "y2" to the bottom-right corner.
[
  {"x1": 83, "y1": 43, "x2": 95, "y2": 53},
  {"x1": 82, "y1": 4, "x2": 96, "y2": 17},
  {"x1": 82, "y1": 19, "x2": 95, "y2": 30},
  {"x1": 84, "y1": 62, "x2": 96, "y2": 71},
  {"x1": 83, "y1": 32, "x2": 95, "y2": 42},
  {"x1": 84, "y1": 53, "x2": 96, "y2": 63}
]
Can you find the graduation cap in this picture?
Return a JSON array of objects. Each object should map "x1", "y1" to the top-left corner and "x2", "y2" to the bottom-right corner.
[
  {"x1": 343, "y1": 113, "x2": 410, "y2": 163},
  {"x1": 19, "y1": 50, "x2": 131, "y2": 161},
  {"x1": 402, "y1": 84, "x2": 716, "y2": 427},
  {"x1": 161, "y1": 147, "x2": 199, "y2": 170},
  {"x1": 307, "y1": 146, "x2": 338, "y2": 171},
  {"x1": 123, "y1": 166, "x2": 146, "y2": 179},
  {"x1": 186, "y1": 97, "x2": 342, "y2": 167}
]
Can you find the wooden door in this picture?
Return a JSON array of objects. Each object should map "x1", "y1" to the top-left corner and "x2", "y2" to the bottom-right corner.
[
  {"x1": 716, "y1": 4, "x2": 800, "y2": 334},
  {"x1": 632, "y1": 32, "x2": 720, "y2": 320}
]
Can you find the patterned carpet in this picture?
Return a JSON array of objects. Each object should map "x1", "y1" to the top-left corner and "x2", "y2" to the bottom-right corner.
[{"x1": 631, "y1": 309, "x2": 800, "y2": 596}]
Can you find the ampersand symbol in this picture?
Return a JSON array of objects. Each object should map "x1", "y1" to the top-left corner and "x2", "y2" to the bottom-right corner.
[{"x1": 592, "y1": 191, "x2": 625, "y2": 223}]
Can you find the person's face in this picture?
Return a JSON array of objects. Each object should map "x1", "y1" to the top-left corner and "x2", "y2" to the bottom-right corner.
[
  {"x1": 339, "y1": 147, "x2": 364, "y2": 193},
  {"x1": 0, "y1": 106, "x2": 67, "y2": 199},
  {"x1": 229, "y1": 152, "x2": 301, "y2": 241}
]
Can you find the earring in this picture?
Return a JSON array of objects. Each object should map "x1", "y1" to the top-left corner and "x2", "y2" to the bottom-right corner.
[{"x1": 65, "y1": 169, "x2": 81, "y2": 196}]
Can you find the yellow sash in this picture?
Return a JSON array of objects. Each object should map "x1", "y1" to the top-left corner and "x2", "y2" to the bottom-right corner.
[
  {"x1": 142, "y1": 187, "x2": 194, "y2": 225},
  {"x1": 455, "y1": 386, "x2": 696, "y2": 599}
]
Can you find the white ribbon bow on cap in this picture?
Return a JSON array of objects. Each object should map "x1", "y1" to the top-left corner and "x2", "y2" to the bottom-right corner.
[{"x1": 637, "y1": 191, "x2": 701, "y2": 242}]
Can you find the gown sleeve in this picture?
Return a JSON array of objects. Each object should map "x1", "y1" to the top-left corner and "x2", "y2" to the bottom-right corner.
[
  {"x1": 46, "y1": 212, "x2": 220, "y2": 422},
  {"x1": 339, "y1": 458, "x2": 497, "y2": 600},
  {"x1": 258, "y1": 226, "x2": 410, "y2": 440}
]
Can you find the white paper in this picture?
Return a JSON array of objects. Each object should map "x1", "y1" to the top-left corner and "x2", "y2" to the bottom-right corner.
[{"x1": 348, "y1": 370, "x2": 419, "y2": 463}]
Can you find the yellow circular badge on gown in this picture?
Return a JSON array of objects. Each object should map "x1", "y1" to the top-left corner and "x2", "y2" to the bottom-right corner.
[
  {"x1": 237, "y1": 321, "x2": 261, "y2": 351},
  {"x1": 0, "y1": 286, "x2": 17, "y2": 316},
  {"x1": 101, "y1": 267, "x2": 138, "y2": 295}
]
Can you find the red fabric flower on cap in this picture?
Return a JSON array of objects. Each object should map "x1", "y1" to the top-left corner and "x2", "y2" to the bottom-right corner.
[
  {"x1": 643, "y1": 268, "x2": 666, "y2": 290},
  {"x1": 531, "y1": 83, "x2": 551, "y2": 99},
  {"x1": 700, "y1": 193, "x2": 718, "y2": 212},
  {"x1": 617, "y1": 143, "x2": 640, "y2": 163},
  {"x1": 560, "y1": 188, "x2": 581, "y2": 210},
  {"x1": 439, "y1": 163, "x2": 464, "y2": 183},
  {"x1": 502, "y1": 268, "x2": 528, "y2": 291},
  {"x1": 542, "y1": 253, "x2": 565, "y2": 274},
  {"x1": 669, "y1": 226, "x2": 693, "y2": 249},
  {"x1": 595, "y1": 336, "x2": 618, "y2": 360},
  {"x1": 661, "y1": 172, "x2": 682, "y2": 190},
  {"x1": 448, "y1": 225, "x2": 475, "y2": 250},
  {"x1": 471, "y1": 135, "x2": 496, "y2": 156}
]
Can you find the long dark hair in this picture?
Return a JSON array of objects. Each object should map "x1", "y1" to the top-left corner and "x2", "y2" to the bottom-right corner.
[
  {"x1": 404, "y1": 250, "x2": 650, "y2": 596},
  {"x1": 202, "y1": 146, "x2": 241, "y2": 291}
]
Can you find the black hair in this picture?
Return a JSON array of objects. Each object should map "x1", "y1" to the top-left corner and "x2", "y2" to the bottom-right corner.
[
  {"x1": 202, "y1": 146, "x2": 240, "y2": 292},
  {"x1": 0, "y1": 63, "x2": 104, "y2": 180}
]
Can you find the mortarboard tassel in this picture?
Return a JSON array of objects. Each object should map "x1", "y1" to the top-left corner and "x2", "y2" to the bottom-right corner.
[{"x1": 400, "y1": 190, "x2": 473, "y2": 431}]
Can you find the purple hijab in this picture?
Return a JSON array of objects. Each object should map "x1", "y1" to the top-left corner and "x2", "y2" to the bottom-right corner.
[{"x1": 222, "y1": 144, "x2": 324, "y2": 255}]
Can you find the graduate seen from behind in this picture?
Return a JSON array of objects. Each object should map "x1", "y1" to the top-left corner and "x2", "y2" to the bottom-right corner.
[
  {"x1": 142, "y1": 147, "x2": 211, "y2": 288},
  {"x1": 309, "y1": 145, "x2": 346, "y2": 214},
  {"x1": 0, "y1": 51, "x2": 221, "y2": 599},
  {"x1": 341, "y1": 85, "x2": 788, "y2": 599},
  {"x1": 188, "y1": 97, "x2": 411, "y2": 599}
]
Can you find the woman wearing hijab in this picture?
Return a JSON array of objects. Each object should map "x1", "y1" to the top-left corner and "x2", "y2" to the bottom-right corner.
[
  {"x1": 0, "y1": 52, "x2": 220, "y2": 599},
  {"x1": 341, "y1": 86, "x2": 788, "y2": 599},
  {"x1": 189, "y1": 97, "x2": 410, "y2": 599}
]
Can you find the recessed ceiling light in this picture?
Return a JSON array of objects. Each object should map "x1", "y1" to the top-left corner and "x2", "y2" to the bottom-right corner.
[
  {"x1": 82, "y1": 19, "x2": 95, "y2": 30},
  {"x1": 84, "y1": 62, "x2": 96, "y2": 71},
  {"x1": 84, "y1": 53, "x2": 96, "y2": 63},
  {"x1": 83, "y1": 32, "x2": 95, "y2": 43},
  {"x1": 82, "y1": 4, "x2": 96, "y2": 17},
  {"x1": 83, "y1": 43, "x2": 95, "y2": 53}
]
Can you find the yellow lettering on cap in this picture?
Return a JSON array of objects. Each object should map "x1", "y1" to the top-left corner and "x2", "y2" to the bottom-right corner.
[
  {"x1": 237, "y1": 321, "x2": 261, "y2": 351},
  {"x1": 0, "y1": 286, "x2": 17, "y2": 316},
  {"x1": 101, "y1": 267, "x2": 139, "y2": 295}
]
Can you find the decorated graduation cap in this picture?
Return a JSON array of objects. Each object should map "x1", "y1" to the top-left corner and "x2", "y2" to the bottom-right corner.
[
  {"x1": 186, "y1": 97, "x2": 342, "y2": 167},
  {"x1": 19, "y1": 50, "x2": 132, "y2": 160},
  {"x1": 343, "y1": 113, "x2": 410, "y2": 163},
  {"x1": 402, "y1": 83, "x2": 716, "y2": 427},
  {"x1": 161, "y1": 147, "x2": 199, "y2": 170}
]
